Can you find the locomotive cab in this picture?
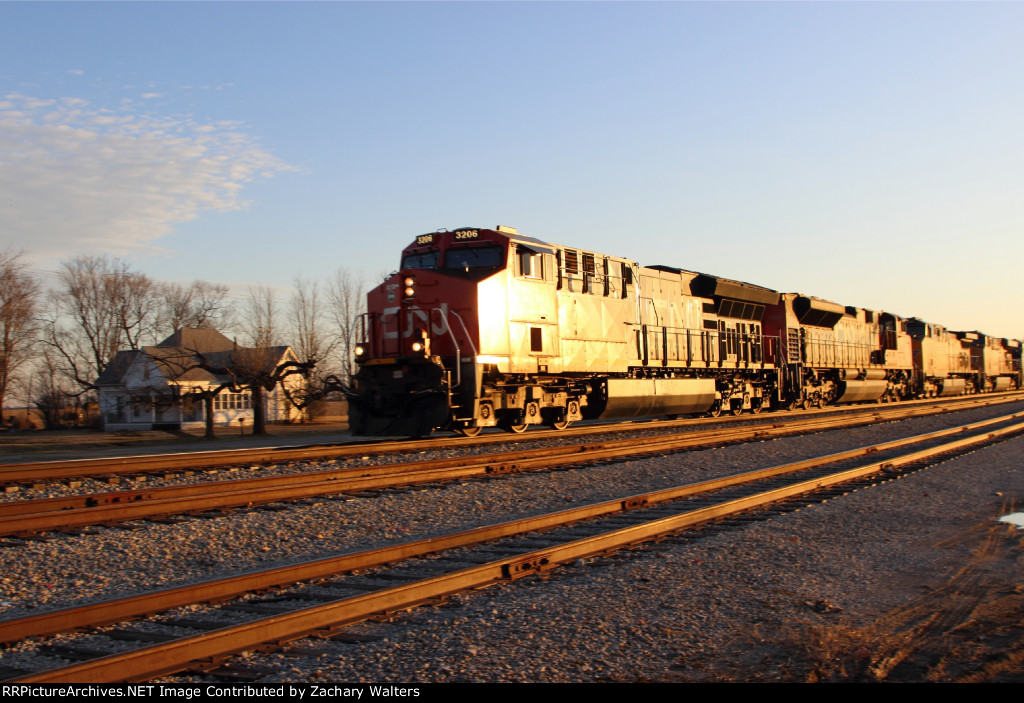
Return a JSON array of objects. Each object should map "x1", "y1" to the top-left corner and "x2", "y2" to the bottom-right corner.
[
  {"x1": 349, "y1": 227, "x2": 508, "y2": 435},
  {"x1": 350, "y1": 226, "x2": 582, "y2": 435}
]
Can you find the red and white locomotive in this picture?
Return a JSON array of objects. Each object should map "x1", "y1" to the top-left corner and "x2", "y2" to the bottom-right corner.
[{"x1": 348, "y1": 226, "x2": 1022, "y2": 436}]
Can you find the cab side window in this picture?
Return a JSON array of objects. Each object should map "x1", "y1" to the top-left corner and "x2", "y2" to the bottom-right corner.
[{"x1": 517, "y1": 246, "x2": 544, "y2": 280}]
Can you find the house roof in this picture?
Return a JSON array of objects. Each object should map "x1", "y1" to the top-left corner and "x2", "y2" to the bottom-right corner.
[
  {"x1": 156, "y1": 328, "x2": 235, "y2": 352},
  {"x1": 142, "y1": 345, "x2": 224, "y2": 384},
  {"x1": 95, "y1": 350, "x2": 141, "y2": 386}
]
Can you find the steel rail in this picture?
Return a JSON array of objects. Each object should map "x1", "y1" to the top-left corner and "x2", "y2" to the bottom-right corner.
[
  {"x1": 6, "y1": 396, "x2": 1020, "y2": 515},
  {"x1": 0, "y1": 413, "x2": 853, "y2": 526},
  {"x1": 12, "y1": 417, "x2": 1024, "y2": 683},
  {"x1": 4, "y1": 406, "x2": 1023, "y2": 538},
  {"x1": 2, "y1": 411, "x2": 1021, "y2": 655},
  {"x1": 0, "y1": 409, "x2": 882, "y2": 519},
  {"x1": 1, "y1": 392, "x2": 1020, "y2": 484}
]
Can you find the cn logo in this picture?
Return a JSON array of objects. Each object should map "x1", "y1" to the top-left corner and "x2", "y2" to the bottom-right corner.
[{"x1": 382, "y1": 304, "x2": 450, "y2": 339}]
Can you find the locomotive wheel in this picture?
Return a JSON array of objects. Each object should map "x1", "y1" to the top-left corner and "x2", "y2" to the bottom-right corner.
[
  {"x1": 730, "y1": 401, "x2": 744, "y2": 416},
  {"x1": 549, "y1": 420, "x2": 572, "y2": 431},
  {"x1": 457, "y1": 426, "x2": 483, "y2": 437},
  {"x1": 505, "y1": 423, "x2": 528, "y2": 434},
  {"x1": 750, "y1": 400, "x2": 763, "y2": 414},
  {"x1": 706, "y1": 402, "x2": 723, "y2": 418}
]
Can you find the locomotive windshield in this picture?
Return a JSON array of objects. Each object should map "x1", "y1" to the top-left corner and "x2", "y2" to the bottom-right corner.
[
  {"x1": 442, "y1": 245, "x2": 504, "y2": 272},
  {"x1": 401, "y1": 251, "x2": 440, "y2": 270}
]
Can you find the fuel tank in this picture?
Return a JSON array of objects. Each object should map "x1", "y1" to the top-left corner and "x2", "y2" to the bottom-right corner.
[{"x1": 590, "y1": 378, "x2": 717, "y2": 419}]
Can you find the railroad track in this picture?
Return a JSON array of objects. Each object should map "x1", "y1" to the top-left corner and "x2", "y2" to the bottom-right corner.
[
  {"x1": 3, "y1": 397, "x2": 1023, "y2": 539},
  {"x1": 2, "y1": 392, "x2": 1022, "y2": 487},
  {"x1": 3, "y1": 409, "x2": 1023, "y2": 682}
]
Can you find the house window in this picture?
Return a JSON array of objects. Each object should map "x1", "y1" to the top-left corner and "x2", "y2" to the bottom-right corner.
[
  {"x1": 131, "y1": 397, "x2": 150, "y2": 419},
  {"x1": 214, "y1": 390, "x2": 252, "y2": 411}
]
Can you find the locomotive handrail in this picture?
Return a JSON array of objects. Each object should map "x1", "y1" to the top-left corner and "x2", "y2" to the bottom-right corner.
[
  {"x1": 429, "y1": 308, "x2": 461, "y2": 388},
  {"x1": 447, "y1": 310, "x2": 477, "y2": 356},
  {"x1": 429, "y1": 307, "x2": 477, "y2": 388},
  {"x1": 635, "y1": 323, "x2": 780, "y2": 371},
  {"x1": 355, "y1": 312, "x2": 372, "y2": 355},
  {"x1": 801, "y1": 337, "x2": 897, "y2": 368}
]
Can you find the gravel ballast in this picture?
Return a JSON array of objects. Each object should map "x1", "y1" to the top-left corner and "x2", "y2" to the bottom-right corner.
[
  {"x1": 2, "y1": 402, "x2": 1023, "y2": 682},
  {"x1": 243, "y1": 432, "x2": 1024, "y2": 683}
]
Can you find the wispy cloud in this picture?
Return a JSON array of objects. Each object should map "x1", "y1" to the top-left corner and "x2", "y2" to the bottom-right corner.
[{"x1": 0, "y1": 93, "x2": 293, "y2": 262}]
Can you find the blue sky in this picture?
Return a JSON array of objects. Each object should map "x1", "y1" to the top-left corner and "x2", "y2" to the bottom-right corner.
[{"x1": 1, "y1": 1, "x2": 1022, "y2": 338}]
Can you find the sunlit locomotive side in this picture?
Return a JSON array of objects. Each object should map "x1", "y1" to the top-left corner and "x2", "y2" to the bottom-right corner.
[
  {"x1": 907, "y1": 319, "x2": 977, "y2": 397},
  {"x1": 907, "y1": 321, "x2": 1022, "y2": 397},
  {"x1": 1001, "y1": 338, "x2": 1024, "y2": 389},
  {"x1": 349, "y1": 226, "x2": 783, "y2": 436},
  {"x1": 763, "y1": 295, "x2": 913, "y2": 408},
  {"x1": 349, "y1": 226, "x2": 1022, "y2": 436},
  {"x1": 958, "y1": 332, "x2": 1022, "y2": 393}
]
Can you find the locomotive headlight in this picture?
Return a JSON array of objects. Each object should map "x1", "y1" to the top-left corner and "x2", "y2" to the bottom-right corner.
[
  {"x1": 410, "y1": 328, "x2": 429, "y2": 356},
  {"x1": 354, "y1": 345, "x2": 366, "y2": 357}
]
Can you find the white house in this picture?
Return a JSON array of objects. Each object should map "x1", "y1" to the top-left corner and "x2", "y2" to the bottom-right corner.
[{"x1": 96, "y1": 328, "x2": 304, "y2": 431}]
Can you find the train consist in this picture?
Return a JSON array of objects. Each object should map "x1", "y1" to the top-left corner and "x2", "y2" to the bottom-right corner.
[{"x1": 348, "y1": 226, "x2": 1022, "y2": 436}]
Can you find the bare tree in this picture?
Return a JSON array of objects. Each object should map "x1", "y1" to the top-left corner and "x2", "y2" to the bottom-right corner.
[
  {"x1": 290, "y1": 277, "x2": 337, "y2": 365},
  {"x1": 0, "y1": 250, "x2": 41, "y2": 420},
  {"x1": 167, "y1": 284, "x2": 307, "y2": 435},
  {"x1": 45, "y1": 256, "x2": 159, "y2": 393},
  {"x1": 157, "y1": 280, "x2": 235, "y2": 338},
  {"x1": 242, "y1": 284, "x2": 280, "y2": 350},
  {"x1": 32, "y1": 345, "x2": 81, "y2": 429},
  {"x1": 284, "y1": 277, "x2": 340, "y2": 419},
  {"x1": 188, "y1": 346, "x2": 312, "y2": 436},
  {"x1": 327, "y1": 268, "x2": 366, "y2": 384},
  {"x1": 183, "y1": 383, "x2": 232, "y2": 440}
]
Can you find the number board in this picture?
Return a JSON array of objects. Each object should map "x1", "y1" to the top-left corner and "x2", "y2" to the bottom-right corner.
[
  {"x1": 415, "y1": 234, "x2": 434, "y2": 246},
  {"x1": 453, "y1": 229, "x2": 479, "y2": 240}
]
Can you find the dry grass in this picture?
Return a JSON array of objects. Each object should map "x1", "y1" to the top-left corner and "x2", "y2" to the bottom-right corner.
[{"x1": 767, "y1": 501, "x2": 1024, "y2": 683}]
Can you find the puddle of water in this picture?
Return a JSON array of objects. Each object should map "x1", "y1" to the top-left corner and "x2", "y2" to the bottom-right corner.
[{"x1": 998, "y1": 512, "x2": 1024, "y2": 529}]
